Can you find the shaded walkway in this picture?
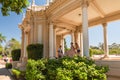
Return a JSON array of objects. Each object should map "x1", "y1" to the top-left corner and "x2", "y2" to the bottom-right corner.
[{"x1": 0, "y1": 59, "x2": 13, "y2": 80}]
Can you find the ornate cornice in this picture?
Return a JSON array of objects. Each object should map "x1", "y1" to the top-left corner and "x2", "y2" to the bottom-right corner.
[
  {"x1": 18, "y1": 24, "x2": 24, "y2": 30},
  {"x1": 24, "y1": 26, "x2": 31, "y2": 34},
  {"x1": 46, "y1": 0, "x2": 69, "y2": 16}
]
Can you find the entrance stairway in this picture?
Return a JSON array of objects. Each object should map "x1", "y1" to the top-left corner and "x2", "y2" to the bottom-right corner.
[{"x1": 95, "y1": 60, "x2": 120, "y2": 80}]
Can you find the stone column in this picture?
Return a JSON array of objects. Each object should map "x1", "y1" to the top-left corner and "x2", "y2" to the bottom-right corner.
[
  {"x1": 71, "y1": 31, "x2": 75, "y2": 43},
  {"x1": 50, "y1": 0, "x2": 53, "y2": 3},
  {"x1": 60, "y1": 35, "x2": 64, "y2": 54},
  {"x1": 49, "y1": 23, "x2": 54, "y2": 58},
  {"x1": 30, "y1": 17, "x2": 34, "y2": 44},
  {"x1": 82, "y1": 0, "x2": 89, "y2": 57},
  {"x1": 53, "y1": 26, "x2": 56, "y2": 57},
  {"x1": 46, "y1": 0, "x2": 49, "y2": 5},
  {"x1": 102, "y1": 23, "x2": 109, "y2": 57},
  {"x1": 34, "y1": 22, "x2": 37, "y2": 43},
  {"x1": 20, "y1": 29, "x2": 24, "y2": 61},
  {"x1": 24, "y1": 32, "x2": 28, "y2": 57},
  {"x1": 38, "y1": 24, "x2": 43, "y2": 44},
  {"x1": 43, "y1": 22, "x2": 49, "y2": 58},
  {"x1": 79, "y1": 28, "x2": 83, "y2": 56},
  {"x1": 22, "y1": 26, "x2": 31, "y2": 62},
  {"x1": 74, "y1": 31, "x2": 78, "y2": 43}
]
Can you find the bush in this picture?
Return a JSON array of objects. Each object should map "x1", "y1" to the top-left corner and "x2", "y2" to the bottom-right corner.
[
  {"x1": 12, "y1": 69, "x2": 26, "y2": 80},
  {"x1": 90, "y1": 49, "x2": 104, "y2": 56},
  {"x1": 11, "y1": 49, "x2": 21, "y2": 61},
  {"x1": 26, "y1": 55, "x2": 109, "y2": 80},
  {"x1": 5, "y1": 63, "x2": 12, "y2": 69},
  {"x1": 109, "y1": 49, "x2": 120, "y2": 55},
  {"x1": 27, "y1": 44, "x2": 43, "y2": 60}
]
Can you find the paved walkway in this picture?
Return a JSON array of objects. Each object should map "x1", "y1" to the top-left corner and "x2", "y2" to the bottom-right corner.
[{"x1": 0, "y1": 59, "x2": 13, "y2": 80}]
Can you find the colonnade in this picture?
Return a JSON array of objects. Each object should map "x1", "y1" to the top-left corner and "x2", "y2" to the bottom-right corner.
[
  {"x1": 20, "y1": 0, "x2": 109, "y2": 60},
  {"x1": 48, "y1": 0, "x2": 109, "y2": 58}
]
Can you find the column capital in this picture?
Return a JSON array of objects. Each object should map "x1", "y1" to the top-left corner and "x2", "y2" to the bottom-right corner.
[
  {"x1": 79, "y1": 27, "x2": 82, "y2": 33},
  {"x1": 19, "y1": 24, "x2": 24, "y2": 30},
  {"x1": 75, "y1": 26, "x2": 79, "y2": 32},
  {"x1": 49, "y1": 21, "x2": 54, "y2": 27},
  {"x1": 53, "y1": 25, "x2": 57, "y2": 29},
  {"x1": 76, "y1": 26, "x2": 82, "y2": 33},
  {"x1": 102, "y1": 23, "x2": 107, "y2": 27},
  {"x1": 47, "y1": 19, "x2": 54, "y2": 25},
  {"x1": 81, "y1": 0, "x2": 89, "y2": 8},
  {"x1": 71, "y1": 30, "x2": 75, "y2": 33},
  {"x1": 24, "y1": 26, "x2": 31, "y2": 34},
  {"x1": 61, "y1": 34, "x2": 65, "y2": 39}
]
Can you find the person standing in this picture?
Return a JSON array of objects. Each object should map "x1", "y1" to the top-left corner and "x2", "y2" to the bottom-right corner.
[
  {"x1": 58, "y1": 45, "x2": 63, "y2": 58},
  {"x1": 67, "y1": 42, "x2": 76, "y2": 57},
  {"x1": 70, "y1": 42, "x2": 75, "y2": 51}
]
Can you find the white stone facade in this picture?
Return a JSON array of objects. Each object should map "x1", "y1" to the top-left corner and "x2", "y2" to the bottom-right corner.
[{"x1": 19, "y1": 0, "x2": 120, "y2": 61}]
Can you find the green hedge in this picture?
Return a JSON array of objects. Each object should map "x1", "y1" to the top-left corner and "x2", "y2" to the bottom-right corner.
[
  {"x1": 11, "y1": 49, "x2": 21, "y2": 61},
  {"x1": 26, "y1": 55, "x2": 109, "y2": 80},
  {"x1": 89, "y1": 49, "x2": 104, "y2": 56},
  {"x1": 27, "y1": 44, "x2": 43, "y2": 60},
  {"x1": 5, "y1": 63, "x2": 12, "y2": 69},
  {"x1": 12, "y1": 69, "x2": 25, "y2": 80}
]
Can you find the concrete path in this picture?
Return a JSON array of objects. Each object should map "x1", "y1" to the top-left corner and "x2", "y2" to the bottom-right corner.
[{"x1": 0, "y1": 59, "x2": 13, "y2": 80}]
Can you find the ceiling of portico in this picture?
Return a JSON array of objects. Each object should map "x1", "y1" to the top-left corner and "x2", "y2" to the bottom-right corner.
[
  {"x1": 49, "y1": 0, "x2": 120, "y2": 35},
  {"x1": 58, "y1": 0, "x2": 120, "y2": 25}
]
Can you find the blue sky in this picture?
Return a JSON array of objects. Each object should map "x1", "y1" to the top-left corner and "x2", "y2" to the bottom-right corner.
[
  {"x1": 0, "y1": 0, "x2": 120, "y2": 47},
  {"x1": 89, "y1": 20, "x2": 120, "y2": 46},
  {"x1": 0, "y1": 12, "x2": 22, "y2": 45},
  {"x1": 0, "y1": 0, "x2": 46, "y2": 46}
]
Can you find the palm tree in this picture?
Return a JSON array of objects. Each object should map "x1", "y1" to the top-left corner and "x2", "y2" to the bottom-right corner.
[
  {"x1": 0, "y1": 33, "x2": 6, "y2": 44},
  {"x1": 5, "y1": 38, "x2": 21, "y2": 50}
]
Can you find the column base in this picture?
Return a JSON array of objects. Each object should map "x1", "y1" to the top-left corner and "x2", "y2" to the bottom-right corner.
[
  {"x1": 21, "y1": 57, "x2": 28, "y2": 63},
  {"x1": 19, "y1": 57, "x2": 23, "y2": 62},
  {"x1": 99, "y1": 54, "x2": 109, "y2": 60},
  {"x1": 104, "y1": 54, "x2": 109, "y2": 58}
]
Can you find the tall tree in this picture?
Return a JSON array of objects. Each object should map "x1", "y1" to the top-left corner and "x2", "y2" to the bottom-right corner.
[
  {"x1": 98, "y1": 42, "x2": 104, "y2": 50},
  {"x1": 64, "y1": 39, "x2": 68, "y2": 52},
  {"x1": 5, "y1": 38, "x2": 21, "y2": 51},
  {"x1": 0, "y1": 45, "x2": 3, "y2": 54},
  {"x1": 0, "y1": 33, "x2": 6, "y2": 44},
  {"x1": 0, "y1": 0, "x2": 29, "y2": 16}
]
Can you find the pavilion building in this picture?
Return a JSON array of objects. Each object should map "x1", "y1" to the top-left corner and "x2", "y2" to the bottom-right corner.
[{"x1": 19, "y1": 0, "x2": 120, "y2": 62}]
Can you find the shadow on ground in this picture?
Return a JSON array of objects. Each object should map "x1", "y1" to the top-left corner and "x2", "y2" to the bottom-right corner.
[{"x1": 0, "y1": 65, "x2": 13, "y2": 80}]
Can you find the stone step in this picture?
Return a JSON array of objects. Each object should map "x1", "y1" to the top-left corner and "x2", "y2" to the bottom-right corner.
[
  {"x1": 95, "y1": 60, "x2": 120, "y2": 80},
  {"x1": 95, "y1": 60, "x2": 120, "y2": 68},
  {"x1": 107, "y1": 74, "x2": 120, "y2": 80},
  {"x1": 107, "y1": 68, "x2": 120, "y2": 77}
]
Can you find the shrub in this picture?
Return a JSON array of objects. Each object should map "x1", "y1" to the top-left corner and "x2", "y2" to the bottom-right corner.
[
  {"x1": 5, "y1": 63, "x2": 12, "y2": 69},
  {"x1": 109, "y1": 49, "x2": 120, "y2": 55},
  {"x1": 26, "y1": 55, "x2": 109, "y2": 80},
  {"x1": 27, "y1": 44, "x2": 43, "y2": 60},
  {"x1": 12, "y1": 69, "x2": 26, "y2": 80},
  {"x1": 11, "y1": 49, "x2": 21, "y2": 61},
  {"x1": 90, "y1": 49, "x2": 104, "y2": 56}
]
